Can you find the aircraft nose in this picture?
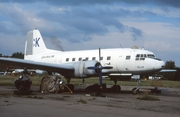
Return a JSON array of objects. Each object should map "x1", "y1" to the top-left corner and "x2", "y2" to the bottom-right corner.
[{"x1": 161, "y1": 61, "x2": 165, "y2": 68}]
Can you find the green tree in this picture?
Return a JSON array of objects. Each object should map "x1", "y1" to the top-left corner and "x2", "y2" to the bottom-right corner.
[
  {"x1": 175, "y1": 67, "x2": 180, "y2": 81},
  {"x1": 162, "y1": 61, "x2": 176, "y2": 80},
  {"x1": 164, "y1": 61, "x2": 175, "y2": 69},
  {"x1": 11, "y1": 52, "x2": 24, "y2": 59}
]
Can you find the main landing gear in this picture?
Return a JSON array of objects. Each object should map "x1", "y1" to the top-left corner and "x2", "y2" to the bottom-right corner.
[
  {"x1": 111, "y1": 78, "x2": 121, "y2": 93},
  {"x1": 111, "y1": 76, "x2": 140, "y2": 95}
]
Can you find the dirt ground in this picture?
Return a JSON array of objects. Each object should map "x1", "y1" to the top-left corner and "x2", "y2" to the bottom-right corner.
[{"x1": 0, "y1": 85, "x2": 180, "y2": 117}]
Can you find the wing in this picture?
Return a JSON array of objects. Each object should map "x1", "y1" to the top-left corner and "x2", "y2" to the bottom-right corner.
[{"x1": 0, "y1": 57, "x2": 74, "y2": 75}]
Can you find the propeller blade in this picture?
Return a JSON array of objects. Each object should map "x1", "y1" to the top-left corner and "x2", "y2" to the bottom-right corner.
[
  {"x1": 99, "y1": 72, "x2": 103, "y2": 89},
  {"x1": 87, "y1": 67, "x2": 97, "y2": 69},
  {"x1": 99, "y1": 48, "x2": 101, "y2": 62},
  {"x1": 102, "y1": 66, "x2": 113, "y2": 69}
]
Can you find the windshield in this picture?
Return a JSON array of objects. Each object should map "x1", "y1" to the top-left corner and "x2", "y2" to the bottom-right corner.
[{"x1": 147, "y1": 54, "x2": 155, "y2": 58}]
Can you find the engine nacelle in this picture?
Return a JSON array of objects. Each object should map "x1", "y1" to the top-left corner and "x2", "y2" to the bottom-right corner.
[{"x1": 73, "y1": 60, "x2": 100, "y2": 78}]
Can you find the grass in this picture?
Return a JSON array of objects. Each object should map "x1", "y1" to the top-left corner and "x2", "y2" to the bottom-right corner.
[
  {"x1": 0, "y1": 75, "x2": 180, "y2": 88},
  {"x1": 137, "y1": 91, "x2": 160, "y2": 101},
  {"x1": 137, "y1": 93, "x2": 160, "y2": 101}
]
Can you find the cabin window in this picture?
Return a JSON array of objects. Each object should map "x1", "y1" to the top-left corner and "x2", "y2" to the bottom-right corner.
[
  {"x1": 107, "y1": 56, "x2": 111, "y2": 60},
  {"x1": 79, "y1": 57, "x2": 82, "y2": 61},
  {"x1": 85, "y1": 57, "x2": 89, "y2": 60},
  {"x1": 92, "y1": 57, "x2": 96, "y2": 60},
  {"x1": 100, "y1": 57, "x2": 103, "y2": 60},
  {"x1": 72, "y1": 58, "x2": 75, "y2": 61},
  {"x1": 66, "y1": 58, "x2": 69, "y2": 62},
  {"x1": 126, "y1": 56, "x2": 131, "y2": 60}
]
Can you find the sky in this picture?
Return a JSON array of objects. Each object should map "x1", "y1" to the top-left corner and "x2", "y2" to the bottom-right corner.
[{"x1": 0, "y1": 0, "x2": 180, "y2": 67}]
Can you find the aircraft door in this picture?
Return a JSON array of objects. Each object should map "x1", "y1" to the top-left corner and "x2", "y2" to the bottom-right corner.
[
  {"x1": 116, "y1": 52, "x2": 135, "y2": 72},
  {"x1": 55, "y1": 54, "x2": 63, "y2": 64}
]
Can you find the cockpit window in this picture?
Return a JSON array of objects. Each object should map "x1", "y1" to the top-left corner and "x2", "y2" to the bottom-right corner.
[
  {"x1": 135, "y1": 54, "x2": 146, "y2": 61},
  {"x1": 147, "y1": 54, "x2": 161, "y2": 61},
  {"x1": 126, "y1": 56, "x2": 131, "y2": 60},
  {"x1": 136, "y1": 54, "x2": 140, "y2": 57},
  {"x1": 136, "y1": 53, "x2": 160, "y2": 61},
  {"x1": 147, "y1": 54, "x2": 155, "y2": 58}
]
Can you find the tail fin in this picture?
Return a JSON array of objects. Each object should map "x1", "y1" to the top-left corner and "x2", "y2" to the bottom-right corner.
[{"x1": 24, "y1": 29, "x2": 47, "y2": 56}]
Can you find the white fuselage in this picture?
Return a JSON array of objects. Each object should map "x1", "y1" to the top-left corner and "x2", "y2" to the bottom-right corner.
[{"x1": 25, "y1": 48, "x2": 165, "y2": 76}]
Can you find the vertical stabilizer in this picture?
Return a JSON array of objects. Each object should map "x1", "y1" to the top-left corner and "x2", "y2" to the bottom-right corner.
[{"x1": 25, "y1": 29, "x2": 47, "y2": 55}]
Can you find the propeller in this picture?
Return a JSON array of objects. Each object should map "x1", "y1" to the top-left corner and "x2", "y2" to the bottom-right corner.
[
  {"x1": 87, "y1": 48, "x2": 113, "y2": 89},
  {"x1": 99, "y1": 48, "x2": 101, "y2": 62}
]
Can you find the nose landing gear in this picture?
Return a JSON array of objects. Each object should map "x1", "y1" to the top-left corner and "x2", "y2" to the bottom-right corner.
[{"x1": 132, "y1": 80, "x2": 141, "y2": 95}]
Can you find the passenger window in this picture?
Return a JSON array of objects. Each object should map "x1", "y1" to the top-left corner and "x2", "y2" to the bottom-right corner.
[
  {"x1": 66, "y1": 58, "x2": 69, "y2": 62},
  {"x1": 79, "y1": 57, "x2": 82, "y2": 61},
  {"x1": 85, "y1": 57, "x2": 89, "y2": 60},
  {"x1": 72, "y1": 58, "x2": 75, "y2": 61},
  {"x1": 92, "y1": 57, "x2": 96, "y2": 60},
  {"x1": 107, "y1": 56, "x2": 111, "y2": 60},
  {"x1": 126, "y1": 56, "x2": 131, "y2": 60},
  {"x1": 100, "y1": 57, "x2": 103, "y2": 60}
]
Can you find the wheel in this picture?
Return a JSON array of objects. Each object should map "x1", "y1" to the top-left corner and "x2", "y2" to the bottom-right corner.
[
  {"x1": 132, "y1": 88, "x2": 139, "y2": 95},
  {"x1": 85, "y1": 84, "x2": 100, "y2": 92},
  {"x1": 112, "y1": 85, "x2": 121, "y2": 93}
]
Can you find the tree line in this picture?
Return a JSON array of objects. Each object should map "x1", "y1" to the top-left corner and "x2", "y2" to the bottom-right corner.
[
  {"x1": 160, "y1": 61, "x2": 180, "y2": 81},
  {"x1": 0, "y1": 52, "x2": 24, "y2": 59}
]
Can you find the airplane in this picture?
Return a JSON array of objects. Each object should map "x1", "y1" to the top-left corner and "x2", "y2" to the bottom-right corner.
[{"x1": 0, "y1": 29, "x2": 165, "y2": 94}]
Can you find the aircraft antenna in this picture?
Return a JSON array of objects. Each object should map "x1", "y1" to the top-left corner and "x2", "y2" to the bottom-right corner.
[{"x1": 119, "y1": 43, "x2": 123, "y2": 48}]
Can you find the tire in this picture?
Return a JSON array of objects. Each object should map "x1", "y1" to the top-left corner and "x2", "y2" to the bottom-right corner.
[
  {"x1": 132, "y1": 88, "x2": 139, "y2": 95},
  {"x1": 112, "y1": 85, "x2": 121, "y2": 93},
  {"x1": 85, "y1": 84, "x2": 100, "y2": 92}
]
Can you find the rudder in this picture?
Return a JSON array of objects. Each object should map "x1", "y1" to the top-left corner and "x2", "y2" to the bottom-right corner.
[{"x1": 24, "y1": 29, "x2": 47, "y2": 56}]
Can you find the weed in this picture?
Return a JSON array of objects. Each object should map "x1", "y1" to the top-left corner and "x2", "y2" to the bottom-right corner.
[
  {"x1": 137, "y1": 95, "x2": 160, "y2": 101},
  {"x1": 27, "y1": 95, "x2": 43, "y2": 99},
  {"x1": 77, "y1": 98, "x2": 87, "y2": 104}
]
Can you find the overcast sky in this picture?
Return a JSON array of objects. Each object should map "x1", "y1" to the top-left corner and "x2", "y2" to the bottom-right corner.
[{"x1": 0, "y1": 0, "x2": 180, "y2": 67}]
